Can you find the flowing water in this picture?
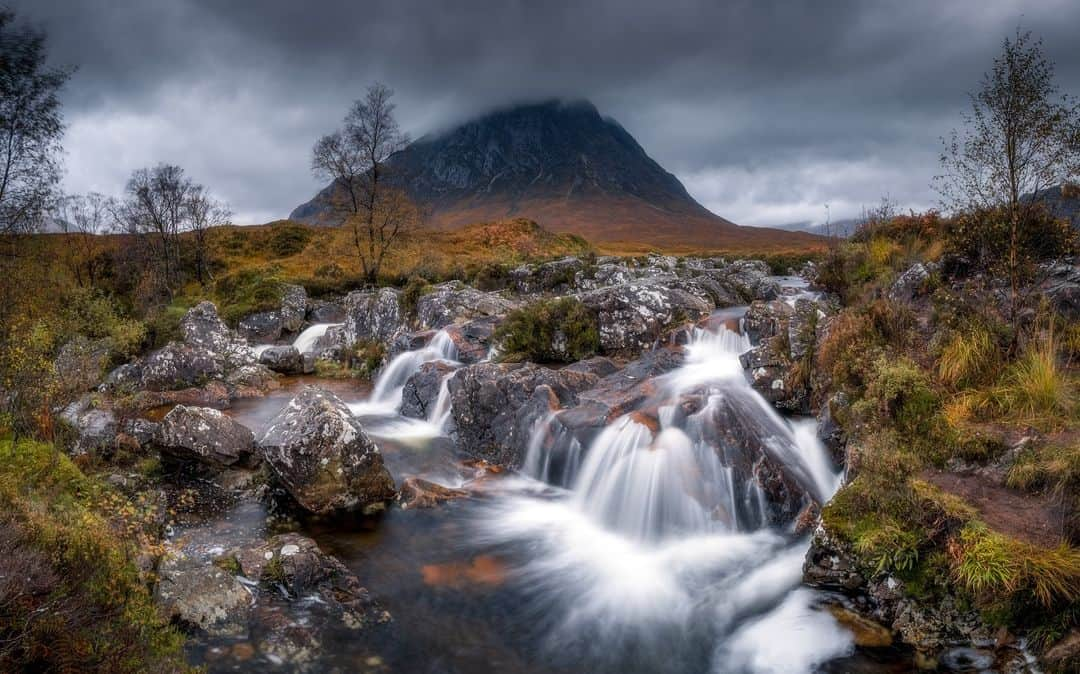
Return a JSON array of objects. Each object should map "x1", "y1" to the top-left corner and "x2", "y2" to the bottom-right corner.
[{"x1": 182, "y1": 299, "x2": 920, "y2": 673}]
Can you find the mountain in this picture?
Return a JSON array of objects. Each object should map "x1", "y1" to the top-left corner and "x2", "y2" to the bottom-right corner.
[
  {"x1": 291, "y1": 99, "x2": 822, "y2": 250},
  {"x1": 771, "y1": 218, "x2": 859, "y2": 238},
  {"x1": 1033, "y1": 184, "x2": 1080, "y2": 228}
]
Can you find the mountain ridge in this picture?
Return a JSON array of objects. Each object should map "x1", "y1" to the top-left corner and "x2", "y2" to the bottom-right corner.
[{"x1": 292, "y1": 99, "x2": 823, "y2": 250}]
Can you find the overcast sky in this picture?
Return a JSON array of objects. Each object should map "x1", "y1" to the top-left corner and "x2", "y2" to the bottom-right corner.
[{"x1": 12, "y1": 0, "x2": 1080, "y2": 226}]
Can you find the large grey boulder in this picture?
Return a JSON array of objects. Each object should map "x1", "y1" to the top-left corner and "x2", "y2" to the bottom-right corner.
[
  {"x1": 181, "y1": 301, "x2": 254, "y2": 368},
  {"x1": 1040, "y1": 258, "x2": 1080, "y2": 320},
  {"x1": 257, "y1": 387, "x2": 396, "y2": 514},
  {"x1": 104, "y1": 342, "x2": 224, "y2": 393},
  {"x1": 509, "y1": 256, "x2": 586, "y2": 294},
  {"x1": 447, "y1": 362, "x2": 602, "y2": 467},
  {"x1": 577, "y1": 281, "x2": 712, "y2": 356},
  {"x1": 58, "y1": 394, "x2": 117, "y2": 456},
  {"x1": 343, "y1": 287, "x2": 406, "y2": 345},
  {"x1": 55, "y1": 337, "x2": 111, "y2": 394},
  {"x1": 258, "y1": 345, "x2": 304, "y2": 375},
  {"x1": 157, "y1": 405, "x2": 255, "y2": 468},
  {"x1": 414, "y1": 283, "x2": 518, "y2": 329},
  {"x1": 307, "y1": 300, "x2": 346, "y2": 324},
  {"x1": 279, "y1": 283, "x2": 308, "y2": 333},
  {"x1": 889, "y1": 262, "x2": 935, "y2": 303},
  {"x1": 238, "y1": 311, "x2": 283, "y2": 343}
]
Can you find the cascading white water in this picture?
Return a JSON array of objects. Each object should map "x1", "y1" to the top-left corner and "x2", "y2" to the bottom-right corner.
[
  {"x1": 348, "y1": 330, "x2": 459, "y2": 418},
  {"x1": 292, "y1": 322, "x2": 342, "y2": 354},
  {"x1": 480, "y1": 314, "x2": 851, "y2": 673}
]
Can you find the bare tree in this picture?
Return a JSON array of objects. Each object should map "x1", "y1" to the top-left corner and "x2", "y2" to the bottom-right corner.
[
  {"x1": 110, "y1": 164, "x2": 194, "y2": 294},
  {"x1": 185, "y1": 184, "x2": 231, "y2": 285},
  {"x1": 312, "y1": 83, "x2": 418, "y2": 282},
  {"x1": 0, "y1": 9, "x2": 71, "y2": 237},
  {"x1": 54, "y1": 192, "x2": 109, "y2": 286},
  {"x1": 937, "y1": 30, "x2": 1080, "y2": 288}
]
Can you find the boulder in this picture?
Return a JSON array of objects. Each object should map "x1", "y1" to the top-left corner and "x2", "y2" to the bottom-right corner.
[
  {"x1": 181, "y1": 301, "x2": 254, "y2": 368},
  {"x1": 444, "y1": 317, "x2": 500, "y2": 363},
  {"x1": 447, "y1": 362, "x2": 602, "y2": 467},
  {"x1": 155, "y1": 549, "x2": 252, "y2": 637},
  {"x1": 577, "y1": 281, "x2": 712, "y2": 356},
  {"x1": 257, "y1": 387, "x2": 396, "y2": 514},
  {"x1": 343, "y1": 287, "x2": 405, "y2": 345},
  {"x1": 400, "y1": 360, "x2": 457, "y2": 420},
  {"x1": 55, "y1": 337, "x2": 111, "y2": 394},
  {"x1": 399, "y1": 477, "x2": 468, "y2": 509},
  {"x1": 104, "y1": 342, "x2": 224, "y2": 392},
  {"x1": 258, "y1": 345, "x2": 304, "y2": 375},
  {"x1": 740, "y1": 298, "x2": 824, "y2": 414},
  {"x1": 238, "y1": 311, "x2": 283, "y2": 343},
  {"x1": 279, "y1": 284, "x2": 307, "y2": 333},
  {"x1": 578, "y1": 262, "x2": 634, "y2": 290},
  {"x1": 58, "y1": 394, "x2": 117, "y2": 456},
  {"x1": 1040, "y1": 258, "x2": 1080, "y2": 320},
  {"x1": 414, "y1": 283, "x2": 517, "y2": 330},
  {"x1": 157, "y1": 405, "x2": 255, "y2": 468},
  {"x1": 802, "y1": 524, "x2": 867, "y2": 592},
  {"x1": 307, "y1": 300, "x2": 346, "y2": 324},
  {"x1": 311, "y1": 325, "x2": 347, "y2": 361},
  {"x1": 889, "y1": 262, "x2": 935, "y2": 303},
  {"x1": 716, "y1": 259, "x2": 780, "y2": 301},
  {"x1": 509, "y1": 256, "x2": 586, "y2": 294}
]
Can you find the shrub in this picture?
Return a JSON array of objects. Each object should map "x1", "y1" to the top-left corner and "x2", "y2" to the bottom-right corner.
[
  {"x1": 400, "y1": 275, "x2": 431, "y2": 318},
  {"x1": 268, "y1": 223, "x2": 313, "y2": 258},
  {"x1": 494, "y1": 297, "x2": 600, "y2": 363},
  {"x1": 856, "y1": 357, "x2": 939, "y2": 440},
  {"x1": 944, "y1": 205, "x2": 1077, "y2": 276},
  {"x1": 0, "y1": 439, "x2": 186, "y2": 672},
  {"x1": 938, "y1": 326, "x2": 1002, "y2": 389},
  {"x1": 214, "y1": 267, "x2": 284, "y2": 325}
]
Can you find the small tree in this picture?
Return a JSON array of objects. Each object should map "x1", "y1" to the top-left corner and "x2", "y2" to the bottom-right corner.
[
  {"x1": 0, "y1": 10, "x2": 70, "y2": 237},
  {"x1": 184, "y1": 184, "x2": 230, "y2": 285},
  {"x1": 54, "y1": 192, "x2": 109, "y2": 286},
  {"x1": 937, "y1": 30, "x2": 1080, "y2": 289},
  {"x1": 312, "y1": 83, "x2": 419, "y2": 282}
]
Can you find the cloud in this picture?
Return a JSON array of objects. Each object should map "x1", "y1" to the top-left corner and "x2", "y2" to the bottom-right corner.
[{"x1": 10, "y1": 0, "x2": 1080, "y2": 224}]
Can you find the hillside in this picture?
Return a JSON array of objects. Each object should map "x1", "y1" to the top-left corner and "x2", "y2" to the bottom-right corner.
[{"x1": 291, "y1": 99, "x2": 823, "y2": 252}]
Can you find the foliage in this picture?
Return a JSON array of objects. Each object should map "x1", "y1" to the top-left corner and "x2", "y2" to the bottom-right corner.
[
  {"x1": 494, "y1": 297, "x2": 600, "y2": 363},
  {"x1": 937, "y1": 325, "x2": 1002, "y2": 389},
  {"x1": 0, "y1": 9, "x2": 70, "y2": 235},
  {"x1": 213, "y1": 267, "x2": 284, "y2": 325},
  {"x1": 399, "y1": 274, "x2": 431, "y2": 317},
  {"x1": 0, "y1": 438, "x2": 186, "y2": 672},
  {"x1": 350, "y1": 339, "x2": 386, "y2": 378},
  {"x1": 268, "y1": 222, "x2": 313, "y2": 258}
]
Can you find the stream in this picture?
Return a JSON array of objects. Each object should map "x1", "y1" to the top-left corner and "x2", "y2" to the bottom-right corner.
[{"x1": 177, "y1": 283, "x2": 917, "y2": 674}]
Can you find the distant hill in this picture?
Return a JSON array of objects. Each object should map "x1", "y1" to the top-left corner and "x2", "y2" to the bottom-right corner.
[
  {"x1": 292, "y1": 99, "x2": 823, "y2": 251},
  {"x1": 770, "y1": 218, "x2": 859, "y2": 238},
  {"x1": 1032, "y1": 184, "x2": 1080, "y2": 228}
]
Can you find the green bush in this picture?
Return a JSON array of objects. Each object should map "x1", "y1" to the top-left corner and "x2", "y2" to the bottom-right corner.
[
  {"x1": 0, "y1": 438, "x2": 186, "y2": 672},
  {"x1": 268, "y1": 223, "x2": 313, "y2": 258},
  {"x1": 213, "y1": 267, "x2": 284, "y2": 325},
  {"x1": 494, "y1": 297, "x2": 600, "y2": 363},
  {"x1": 400, "y1": 275, "x2": 431, "y2": 318}
]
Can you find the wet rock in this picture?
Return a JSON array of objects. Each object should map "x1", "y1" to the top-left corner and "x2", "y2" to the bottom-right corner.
[
  {"x1": 279, "y1": 284, "x2": 308, "y2": 333},
  {"x1": 257, "y1": 387, "x2": 396, "y2": 514},
  {"x1": 803, "y1": 524, "x2": 866, "y2": 592},
  {"x1": 235, "y1": 533, "x2": 389, "y2": 629},
  {"x1": 307, "y1": 300, "x2": 346, "y2": 324},
  {"x1": 238, "y1": 311, "x2": 283, "y2": 343},
  {"x1": 155, "y1": 549, "x2": 252, "y2": 637},
  {"x1": 447, "y1": 361, "x2": 601, "y2": 467},
  {"x1": 399, "y1": 477, "x2": 468, "y2": 509},
  {"x1": 157, "y1": 405, "x2": 256, "y2": 469},
  {"x1": 259, "y1": 345, "x2": 304, "y2": 375},
  {"x1": 55, "y1": 336, "x2": 111, "y2": 393},
  {"x1": 715, "y1": 259, "x2": 780, "y2": 302},
  {"x1": 1042, "y1": 629, "x2": 1080, "y2": 673},
  {"x1": 577, "y1": 282, "x2": 712, "y2": 356},
  {"x1": 889, "y1": 262, "x2": 936, "y2": 303},
  {"x1": 578, "y1": 262, "x2": 634, "y2": 290},
  {"x1": 225, "y1": 363, "x2": 280, "y2": 396},
  {"x1": 444, "y1": 316, "x2": 500, "y2": 363},
  {"x1": 118, "y1": 417, "x2": 160, "y2": 452},
  {"x1": 311, "y1": 324, "x2": 347, "y2": 361},
  {"x1": 817, "y1": 392, "x2": 849, "y2": 465},
  {"x1": 58, "y1": 394, "x2": 117, "y2": 456},
  {"x1": 740, "y1": 298, "x2": 824, "y2": 414},
  {"x1": 827, "y1": 605, "x2": 894, "y2": 648},
  {"x1": 400, "y1": 360, "x2": 457, "y2": 420},
  {"x1": 344, "y1": 287, "x2": 405, "y2": 345},
  {"x1": 415, "y1": 283, "x2": 517, "y2": 330}
]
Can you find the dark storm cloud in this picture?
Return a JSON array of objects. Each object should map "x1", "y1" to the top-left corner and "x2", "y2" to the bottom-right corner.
[{"x1": 10, "y1": 0, "x2": 1080, "y2": 225}]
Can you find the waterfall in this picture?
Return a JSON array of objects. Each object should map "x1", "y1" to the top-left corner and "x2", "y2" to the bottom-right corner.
[
  {"x1": 476, "y1": 313, "x2": 849, "y2": 671},
  {"x1": 292, "y1": 322, "x2": 342, "y2": 354},
  {"x1": 369, "y1": 330, "x2": 458, "y2": 409},
  {"x1": 426, "y1": 374, "x2": 455, "y2": 432}
]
